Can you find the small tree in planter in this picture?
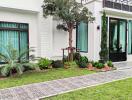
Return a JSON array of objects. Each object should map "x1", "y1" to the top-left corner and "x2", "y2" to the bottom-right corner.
[
  {"x1": 42, "y1": 0, "x2": 94, "y2": 61},
  {"x1": 99, "y1": 12, "x2": 108, "y2": 63}
]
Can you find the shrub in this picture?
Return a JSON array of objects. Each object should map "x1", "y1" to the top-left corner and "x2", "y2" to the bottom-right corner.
[
  {"x1": 92, "y1": 61, "x2": 105, "y2": 69},
  {"x1": 38, "y1": 58, "x2": 52, "y2": 69},
  {"x1": 23, "y1": 63, "x2": 39, "y2": 72},
  {"x1": 52, "y1": 60, "x2": 63, "y2": 68},
  {"x1": 73, "y1": 52, "x2": 81, "y2": 61},
  {"x1": 0, "y1": 43, "x2": 35, "y2": 77},
  {"x1": 93, "y1": 62, "x2": 99, "y2": 67},
  {"x1": 76, "y1": 56, "x2": 88, "y2": 68},
  {"x1": 107, "y1": 61, "x2": 114, "y2": 67},
  {"x1": 96, "y1": 63, "x2": 104, "y2": 69}
]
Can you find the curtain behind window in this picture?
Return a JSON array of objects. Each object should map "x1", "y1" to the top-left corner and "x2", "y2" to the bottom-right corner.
[
  {"x1": 0, "y1": 22, "x2": 28, "y2": 63},
  {"x1": 128, "y1": 21, "x2": 132, "y2": 54},
  {"x1": 77, "y1": 22, "x2": 88, "y2": 52}
]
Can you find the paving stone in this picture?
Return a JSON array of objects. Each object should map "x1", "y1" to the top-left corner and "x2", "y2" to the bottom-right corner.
[{"x1": 1, "y1": 65, "x2": 132, "y2": 100}]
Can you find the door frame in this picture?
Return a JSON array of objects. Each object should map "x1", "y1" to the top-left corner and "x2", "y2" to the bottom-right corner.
[{"x1": 109, "y1": 17, "x2": 127, "y2": 62}]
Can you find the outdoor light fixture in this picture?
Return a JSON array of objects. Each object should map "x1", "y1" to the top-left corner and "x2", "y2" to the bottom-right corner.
[{"x1": 97, "y1": 25, "x2": 100, "y2": 30}]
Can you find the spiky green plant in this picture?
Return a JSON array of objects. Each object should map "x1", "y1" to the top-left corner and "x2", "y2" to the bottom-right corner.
[{"x1": 0, "y1": 43, "x2": 35, "y2": 76}]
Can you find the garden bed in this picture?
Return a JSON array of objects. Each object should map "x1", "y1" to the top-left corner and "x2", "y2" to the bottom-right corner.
[
  {"x1": 88, "y1": 65, "x2": 116, "y2": 72},
  {"x1": 0, "y1": 65, "x2": 94, "y2": 89},
  {"x1": 87, "y1": 61, "x2": 116, "y2": 72}
]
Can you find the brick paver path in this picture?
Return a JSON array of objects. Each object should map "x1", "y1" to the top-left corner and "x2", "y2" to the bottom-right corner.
[{"x1": 1, "y1": 67, "x2": 132, "y2": 100}]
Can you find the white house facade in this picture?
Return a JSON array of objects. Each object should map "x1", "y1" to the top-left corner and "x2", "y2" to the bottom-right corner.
[{"x1": 0, "y1": 0, "x2": 132, "y2": 62}]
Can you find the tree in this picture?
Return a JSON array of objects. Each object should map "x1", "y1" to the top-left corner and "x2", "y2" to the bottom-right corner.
[
  {"x1": 42, "y1": 0, "x2": 94, "y2": 61},
  {"x1": 99, "y1": 12, "x2": 108, "y2": 63}
]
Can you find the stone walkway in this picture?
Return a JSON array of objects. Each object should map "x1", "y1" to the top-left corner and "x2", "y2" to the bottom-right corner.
[
  {"x1": 114, "y1": 61, "x2": 132, "y2": 70},
  {"x1": 1, "y1": 67, "x2": 132, "y2": 100}
]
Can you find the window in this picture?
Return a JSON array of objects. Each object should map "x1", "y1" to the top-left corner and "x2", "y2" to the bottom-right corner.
[
  {"x1": 128, "y1": 20, "x2": 132, "y2": 54},
  {"x1": 0, "y1": 22, "x2": 29, "y2": 62},
  {"x1": 76, "y1": 22, "x2": 88, "y2": 52}
]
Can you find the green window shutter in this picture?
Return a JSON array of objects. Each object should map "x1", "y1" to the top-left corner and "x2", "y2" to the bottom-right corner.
[{"x1": 77, "y1": 22, "x2": 88, "y2": 52}]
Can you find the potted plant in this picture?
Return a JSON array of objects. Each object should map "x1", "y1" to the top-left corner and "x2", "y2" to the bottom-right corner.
[{"x1": 87, "y1": 62, "x2": 94, "y2": 71}]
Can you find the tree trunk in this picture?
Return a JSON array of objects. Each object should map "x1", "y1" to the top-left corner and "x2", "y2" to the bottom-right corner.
[{"x1": 67, "y1": 23, "x2": 74, "y2": 61}]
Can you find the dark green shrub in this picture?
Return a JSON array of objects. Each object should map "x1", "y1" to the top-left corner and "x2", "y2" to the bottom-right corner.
[
  {"x1": 38, "y1": 58, "x2": 52, "y2": 69},
  {"x1": 73, "y1": 52, "x2": 81, "y2": 61},
  {"x1": 107, "y1": 61, "x2": 114, "y2": 67},
  {"x1": 92, "y1": 61, "x2": 104, "y2": 69},
  {"x1": 93, "y1": 62, "x2": 99, "y2": 67},
  {"x1": 52, "y1": 60, "x2": 63, "y2": 68},
  {"x1": 96, "y1": 63, "x2": 104, "y2": 69},
  {"x1": 76, "y1": 56, "x2": 88, "y2": 68}
]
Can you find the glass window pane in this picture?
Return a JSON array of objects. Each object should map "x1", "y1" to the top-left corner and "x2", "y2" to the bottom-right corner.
[
  {"x1": 77, "y1": 22, "x2": 88, "y2": 52},
  {"x1": 20, "y1": 31, "x2": 28, "y2": 59},
  {"x1": 119, "y1": 20, "x2": 126, "y2": 52},
  {"x1": 0, "y1": 22, "x2": 28, "y2": 63},
  {"x1": 109, "y1": 19, "x2": 118, "y2": 53},
  {"x1": 128, "y1": 20, "x2": 132, "y2": 54}
]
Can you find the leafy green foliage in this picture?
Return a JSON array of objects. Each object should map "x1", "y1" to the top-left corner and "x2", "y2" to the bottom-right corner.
[
  {"x1": 0, "y1": 43, "x2": 35, "y2": 77},
  {"x1": 96, "y1": 63, "x2": 104, "y2": 69},
  {"x1": 93, "y1": 62, "x2": 99, "y2": 67},
  {"x1": 52, "y1": 60, "x2": 63, "y2": 68},
  {"x1": 42, "y1": 0, "x2": 94, "y2": 61},
  {"x1": 43, "y1": 0, "x2": 94, "y2": 25},
  {"x1": 99, "y1": 12, "x2": 108, "y2": 62},
  {"x1": 73, "y1": 52, "x2": 81, "y2": 61},
  {"x1": 107, "y1": 61, "x2": 114, "y2": 67},
  {"x1": 92, "y1": 61, "x2": 104, "y2": 69},
  {"x1": 22, "y1": 63, "x2": 38, "y2": 72},
  {"x1": 37, "y1": 58, "x2": 52, "y2": 69},
  {"x1": 76, "y1": 56, "x2": 88, "y2": 68}
]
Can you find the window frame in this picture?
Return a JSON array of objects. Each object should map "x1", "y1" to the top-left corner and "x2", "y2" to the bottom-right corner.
[
  {"x1": 0, "y1": 21, "x2": 29, "y2": 64},
  {"x1": 76, "y1": 22, "x2": 88, "y2": 53}
]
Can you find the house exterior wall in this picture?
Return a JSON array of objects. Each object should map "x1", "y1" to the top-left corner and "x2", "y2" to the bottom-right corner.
[
  {"x1": 0, "y1": 8, "x2": 39, "y2": 57},
  {"x1": 84, "y1": 0, "x2": 102, "y2": 61},
  {"x1": 0, "y1": 0, "x2": 132, "y2": 62},
  {"x1": 0, "y1": 0, "x2": 40, "y2": 11}
]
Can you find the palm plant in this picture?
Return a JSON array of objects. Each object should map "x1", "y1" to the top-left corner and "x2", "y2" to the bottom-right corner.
[{"x1": 0, "y1": 43, "x2": 35, "y2": 76}]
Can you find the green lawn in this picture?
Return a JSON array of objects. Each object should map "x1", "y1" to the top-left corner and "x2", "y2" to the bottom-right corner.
[
  {"x1": 0, "y1": 66, "x2": 94, "y2": 89},
  {"x1": 44, "y1": 78, "x2": 132, "y2": 100}
]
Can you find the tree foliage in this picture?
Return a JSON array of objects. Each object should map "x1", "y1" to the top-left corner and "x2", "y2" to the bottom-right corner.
[
  {"x1": 99, "y1": 12, "x2": 108, "y2": 62},
  {"x1": 43, "y1": 0, "x2": 94, "y2": 29},
  {"x1": 42, "y1": 0, "x2": 94, "y2": 61}
]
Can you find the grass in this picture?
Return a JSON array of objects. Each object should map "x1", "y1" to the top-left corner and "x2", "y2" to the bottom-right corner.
[
  {"x1": 0, "y1": 64, "x2": 94, "y2": 89},
  {"x1": 44, "y1": 78, "x2": 132, "y2": 100}
]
